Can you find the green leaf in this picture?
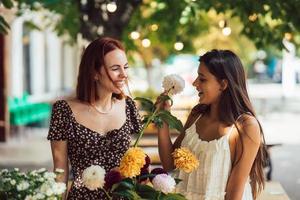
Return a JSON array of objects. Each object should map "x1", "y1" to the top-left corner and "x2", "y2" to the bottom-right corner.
[
  {"x1": 157, "y1": 110, "x2": 183, "y2": 132},
  {"x1": 0, "y1": 16, "x2": 10, "y2": 34},
  {"x1": 1, "y1": 0, "x2": 14, "y2": 9},
  {"x1": 136, "y1": 184, "x2": 160, "y2": 199},
  {"x1": 158, "y1": 95, "x2": 173, "y2": 106},
  {"x1": 0, "y1": 16, "x2": 10, "y2": 28},
  {"x1": 152, "y1": 116, "x2": 163, "y2": 128},
  {"x1": 134, "y1": 97, "x2": 155, "y2": 113},
  {"x1": 138, "y1": 173, "x2": 156, "y2": 180},
  {"x1": 162, "y1": 193, "x2": 187, "y2": 200},
  {"x1": 114, "y1": 190, "x2": 141, "y2": 200},
  {"x1": 174, "y1": 178, "x2": 182, "y2": 184},
  {"x1": 112, "y1": 178, "x2": 135, "y2": 192},
  {"x1": 23, "y1": 21, "x2": 41, "y2": 31},
  {"x1": 0, "y1": 24, "x2": 8, "y2": 34}
]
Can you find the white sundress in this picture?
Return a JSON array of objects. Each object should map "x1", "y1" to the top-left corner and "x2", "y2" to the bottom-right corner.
[{"x1": 175, "y1": 115, "x2": 253, "y2": 200}]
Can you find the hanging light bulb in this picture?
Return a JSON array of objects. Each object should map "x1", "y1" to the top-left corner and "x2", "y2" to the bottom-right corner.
[
  {"x1": 81, "y1": 0, "x2": 87, "y2": 6},
  {"x1": 222, "y1": 27, "x2": 231, "y2": 36},
  {"x1": 130, "y1": 31, "x2": 140, "y2": 40},
  {"x1": 248, "y1": 13, "x2": 258, "y2": 22},
  {"x1": 142, "y1": 39, "x2": 151, "y2": 48},
  {"x1": 174, "y1": 42, "x2": 184, "y2": 51},
  {"x1": 83, "y1": 14, "x2": 89, "y2": 21},
  {"x1": 107, "y1": 1, "x2": 117, "y2": 13},
  {"x1": 150, "y1": 24, "x2": 158, "y2": 31},
  {"x1": 218, "y1": 20, "x2": 226, "y2": 28}
]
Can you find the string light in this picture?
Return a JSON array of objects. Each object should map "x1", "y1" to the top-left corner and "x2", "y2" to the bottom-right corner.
[
  {"x1": 150, "y1": 24, "x2": 158, "y2": 31},
  {"x1": 81, "y1": 0, "x2": 87, "y2": 5},
  {"x1": 248, "y1": 13, "x2": 258, "y2": 22},
  {"x1": 263, "y1": 4, "x2": 270, "y2": 11},
  {"x1": 222, "y1": 27, "x2": 231, "y2": 36},
  {"x1": 174, "y1": 42, "x2": 184, "y2": 51},
  {"x1": 142, "y1": 39, "x2": 151, "y2": 48},
  {"x1": 218, "y1": 20, "x2": 226, "y2": 28},
  {"x1": 130, "y1": 31, "x2": 140, "y2": 40},
  {"x1": 83, "y1": 14, "x2": 89, "y2": 21},
  {"x1": 107, "y1": 1, "x2": 117, "y2": 13},
  {"x1": 97, "y1": 26, "x2": 104, "y2": 35}
]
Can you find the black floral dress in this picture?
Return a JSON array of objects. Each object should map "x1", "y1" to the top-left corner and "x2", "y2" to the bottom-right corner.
[{"x1": 47, "y1": 98, "x2": 142, "y2": 200}]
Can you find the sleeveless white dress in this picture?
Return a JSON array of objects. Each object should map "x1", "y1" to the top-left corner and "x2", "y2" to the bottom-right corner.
[{"x1": 175, "y1": 115, "x2": 253, "y2": 200}]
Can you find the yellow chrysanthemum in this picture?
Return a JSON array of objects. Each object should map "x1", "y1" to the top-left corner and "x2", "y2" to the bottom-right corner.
[
  {"x1": 172, "y1": 147, "x2": 199, "y2": 173},
  {"x1": 119, "y1": 147, "x2": 146, "y2": 178}
]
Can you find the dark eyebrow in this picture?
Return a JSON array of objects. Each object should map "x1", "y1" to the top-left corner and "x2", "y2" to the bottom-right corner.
[
  {"x1": 109, "y1": 63, "x2": 128, "y2": 68},
  {"x1": 198, "y1": 72, "x2": 205, "y2": 77}
]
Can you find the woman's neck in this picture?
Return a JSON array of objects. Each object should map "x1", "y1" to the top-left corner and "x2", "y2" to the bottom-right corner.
[
  {"x1": 207, "y1": 102, "x2": 219, "y2": 121},
  {"x1": 93, "y1": 89, "x2": 113, "y2": 108}
]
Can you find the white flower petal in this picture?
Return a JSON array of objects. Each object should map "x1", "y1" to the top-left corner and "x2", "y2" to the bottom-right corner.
[
  {"x1": 82, "y1": 165, "x2": 106, "y2": 190},
  {"x1": 152, "y1": 174, "x2": 176, "y2": 194},
  {"x1": 162, "y1": 74, "x2": 185, "y2": 95}
]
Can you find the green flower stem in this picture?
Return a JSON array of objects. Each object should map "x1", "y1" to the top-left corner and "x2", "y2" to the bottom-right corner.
[
  {"x1": 133, "y1": 108, "x2": 159, "y2": 147},
  {"x1": 103, "y1": 189, "x2": 113, "y2": 200}
]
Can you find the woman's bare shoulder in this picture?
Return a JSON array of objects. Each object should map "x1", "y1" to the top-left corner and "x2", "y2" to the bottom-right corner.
[{"x1": 237, "y1": 114, "x2": 261, "y2": 144}]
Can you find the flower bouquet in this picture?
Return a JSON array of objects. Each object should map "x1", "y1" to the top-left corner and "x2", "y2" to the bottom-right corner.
[
  {"x1": 81, "y1": 74, "x2": 199, "y2": 199},
  {"x1": 0, "y1": 168, "x2": 66, "y2": 200}
]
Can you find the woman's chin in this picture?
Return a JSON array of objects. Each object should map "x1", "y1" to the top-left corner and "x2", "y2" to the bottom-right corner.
[{"x1": 113, "y1": 88, "x2": 124, "y2": 94}]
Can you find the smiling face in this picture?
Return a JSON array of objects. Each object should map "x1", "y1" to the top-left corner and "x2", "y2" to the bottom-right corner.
[
  {"x1": 192, "y1": 63, "x2": 226, "y2": 105},
  {"x1": 96, "y1": 49, "x2": 129, "y2": 94}
]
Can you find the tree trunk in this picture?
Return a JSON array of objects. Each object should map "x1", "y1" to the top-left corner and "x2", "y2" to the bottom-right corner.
[
  {"x1": 0, "y1": 34, "x2": 9, "y2": 142},
  {"x1": 79, "y1": 0, "x2": 142, "y2": 40}
]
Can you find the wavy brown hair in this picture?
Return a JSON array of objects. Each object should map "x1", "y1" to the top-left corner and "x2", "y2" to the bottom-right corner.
[
  {"x1": 193, "y1": 49, "x2": 266, "y2": 199},
  {"x1": 76, "y1": 37, "x2": 126, "y2": 103}
]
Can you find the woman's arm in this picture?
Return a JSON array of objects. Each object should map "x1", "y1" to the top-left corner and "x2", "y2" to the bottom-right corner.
[
  {"x1": 225, "y1": 115, "x2": 261, "y2": 200},
  {"x1": 50, "y1": 140, "x2": 69, "y2": 199}
]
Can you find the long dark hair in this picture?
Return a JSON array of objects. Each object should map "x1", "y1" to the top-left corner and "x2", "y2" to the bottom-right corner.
[
  {"x1": 76, "y1": 37, "x2": 126, "y2": 103},
  {"x1": 194, "y1": 49, "x2": 266, "y2": 199}
]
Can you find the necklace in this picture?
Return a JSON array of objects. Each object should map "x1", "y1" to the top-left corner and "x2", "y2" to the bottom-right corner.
[{"x1": 90, "y1": 100, "x2": 114, "y2": 114}]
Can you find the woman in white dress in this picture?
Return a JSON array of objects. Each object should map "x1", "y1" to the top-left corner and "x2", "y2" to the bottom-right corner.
[{"x1": 157, "y1": 50, "x2": 266, "y2": 200}]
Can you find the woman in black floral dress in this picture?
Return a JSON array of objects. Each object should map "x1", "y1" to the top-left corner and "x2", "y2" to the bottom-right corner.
[{"x1": 47, "y1": 37, "x2": 141, "y2": 199}]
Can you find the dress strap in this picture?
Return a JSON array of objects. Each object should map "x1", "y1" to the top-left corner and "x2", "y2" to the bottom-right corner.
[
  {"x1": 227, "y1": 124, "x2": 235, "y2": 137},
  {"x1": 194, "y1": 114, "x2": 203, "y2": 125}
]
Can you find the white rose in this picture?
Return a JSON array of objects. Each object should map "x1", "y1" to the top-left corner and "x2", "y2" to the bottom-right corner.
[
  {"x1": 30, "y1": 170, "x2": 38, "y2": 176},
  {"x1": 44, "y1": 172, "x2": 56, "y2": 180},
  {"x1": 17, "y1": 181, "x2": 30, "y2": 191},
  {"x1": 82, "y1": 165, "x2": 106, "y2": 191},
  {"x1": 47, "y1": 197, "x2": 57, "y2": 200},
  {"x1": 37, "y1": 168, "x2": 46, "y2": 173},
  {"x1": 10, "y1": 179, "x2": 16, "y2": 185},
  {"x1": 34, "y1": 193, "x2": 45, "y2": 199},
  {"x1": 162, "y1": 74, "x2": 185, "y2": 95},
  {"x1": 3, "y1": 178, "x2": 11, "y2": 182},
  {"x1": 25, "y1": 195, "x2": 34, "y2": 200},
  {"x1": 38, "y1": 177, "x2": 45, "y2": 182},
  {"x1": 46, "y1": 188, "x2": 54, "y2": 196},
  {"x1": 152, "y1": 174, "x2": 176, "y2": 194},
  {"x1": 52, "y1": 182, "x2": 66, "y2": 194},
  {"x1": 39, "y1": 182, "x2": 51, "y2": 194}
]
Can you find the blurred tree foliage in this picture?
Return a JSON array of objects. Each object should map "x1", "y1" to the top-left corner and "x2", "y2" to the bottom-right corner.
[{"x1": 1, "y1": 0, "x2": 300, "y2": 54}]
